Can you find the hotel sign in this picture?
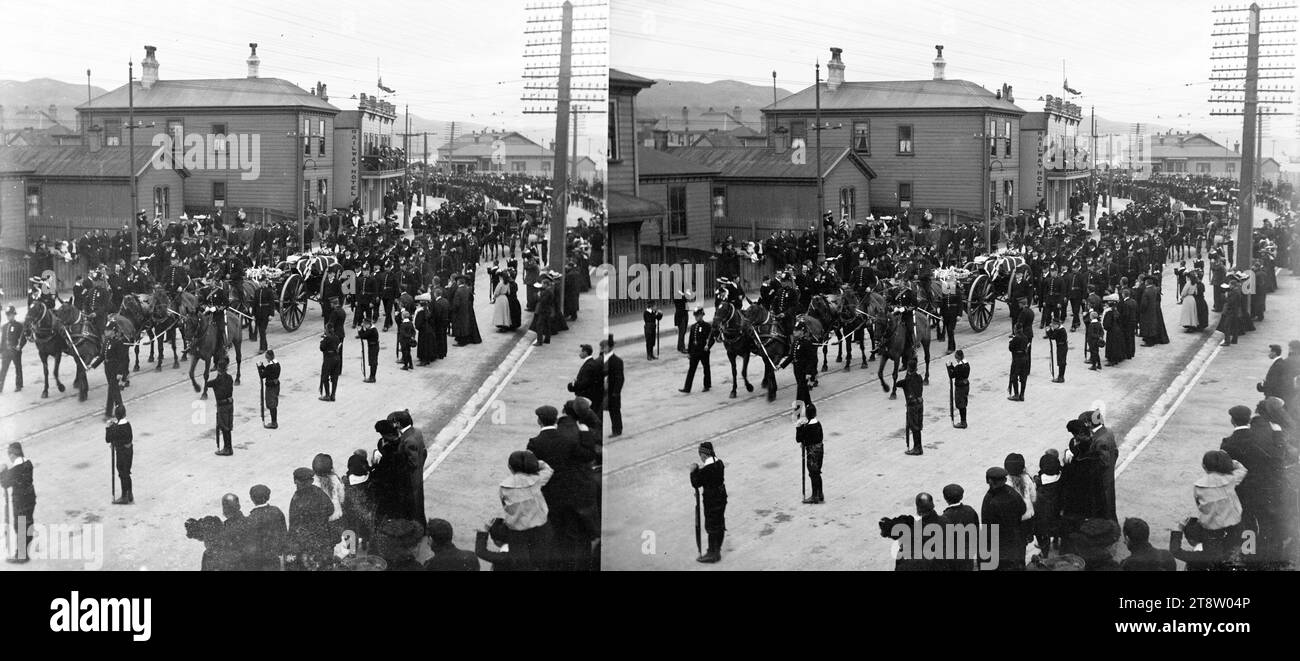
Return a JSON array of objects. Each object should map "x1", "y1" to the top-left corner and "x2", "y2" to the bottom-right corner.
[
  {"x1": 347, "y1": 129, "x2": 359, "y2": 200},
  {"x1": 1035, "y1": 131, "x2": 1045, "y2": 199}
]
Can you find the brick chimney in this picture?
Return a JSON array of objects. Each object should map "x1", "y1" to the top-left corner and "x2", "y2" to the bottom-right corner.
[
  {"x1": 141, "y1": 46, "x2": 159, "y2": 90},
  {"x1": 682, "y1": 106, "x2": 689, "y2": 144},
  {"x1": 827, "y1": 47, "x2": 845, "y2": 92},
  {"x1": 733, "y1": 105, "x2": 742, "y2": 124},
  {"x1": 932, "y1": 45, "x2": 946, "y2": 81},
  {"x1": 247, "y1": 43, "x2": 261, "y2": 79}
]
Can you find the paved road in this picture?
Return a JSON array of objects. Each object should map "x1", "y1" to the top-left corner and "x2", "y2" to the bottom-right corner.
[{"x1": 601, "y1": 260, "x2": 1248, "y2": 570}]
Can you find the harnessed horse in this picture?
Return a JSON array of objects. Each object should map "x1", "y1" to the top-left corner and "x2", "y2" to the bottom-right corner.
[
  {"x1": 176, "y1": 291, "x2": 243, "y2": 397},
  {"x1": 23, "y1": 301, "x2": 69, "y2": 398},
  {"x1": 806, "y1": 288, "x2": 870, "y2": 372},
  {"x1": 51, "y1": 305, "x2": 98, "y2": 401}
]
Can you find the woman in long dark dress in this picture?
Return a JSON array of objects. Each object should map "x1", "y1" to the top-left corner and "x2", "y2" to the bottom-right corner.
[
  {"x1": 415, "y1": 300, "x2": 437, "y2": 365},
  {"x1": 506, "y1": 269, "x2": 522, "y2": 330},
  {"x1": 1193, "y1": 273, "x2": 1209, "y2": 330},
  {"x1": 451, "y1": 275, "x2": 483, "y2": 346},
  {"x1": 1103, "y1": 299, "x2": 1124, "y2": 365}
]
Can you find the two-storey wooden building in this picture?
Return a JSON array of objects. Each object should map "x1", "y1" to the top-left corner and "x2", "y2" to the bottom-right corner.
[
  {"x1": 607, "y1": 69, "x2": 664, "y2": 268},
  {"x1": 76, "y1": 44, "x2": 340, "y2": 223},
  {"x1": 761, "y1": 46, "x2": 1024, "y2": 224}
]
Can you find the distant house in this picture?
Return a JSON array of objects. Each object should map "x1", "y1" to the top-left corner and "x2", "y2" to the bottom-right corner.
[
  {"x1": 0, "y1": 144, "x2": 182, "y2": 252},
  {"x1": 689, "y1": 126, "x2": 767, "y2": 149},
  {"x1": 1150, "y1": 132, "x2": 1242, "y2": 178},
  {"x1": 437, "y1": 130, "x2": 554, "y2": 176},
  {"x1": 573, "y1": 155, "x2": 599, "y2": 183},
  {"x1": 4, "y1": 125, "x2": 82, "y2": 147}
]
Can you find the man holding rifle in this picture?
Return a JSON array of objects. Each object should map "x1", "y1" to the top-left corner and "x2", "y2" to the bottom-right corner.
[
  {"x1": 946, "y1": 350, "x2": 970, "y2": 429},
  {"x1": 256, "y1": 350, "x2": 280, "y2": 429}
]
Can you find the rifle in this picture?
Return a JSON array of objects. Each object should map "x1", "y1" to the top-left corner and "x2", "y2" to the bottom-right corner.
[
  {"x1": 359, "y1": 339, "x2": 366, "y2": 378},
  {"x1": 801, "y1": 442, "x2": 807, "y2": 500},
  {"x1": 1048, "y1": 334, "x2": 1057, "y2": 379},
  {"x1": 946, "y1": 363, "x2": 955, "y2": 425},
  {"x1": 693, "y1": 486, "x2": 702, "y2": 556},
  {"x1": 110, "y1": 438, "x2": 116, "y2": 501},
  {"x1": 258, "y1": 367, "x2": 266, "y2": 423},
  {"x1": 655, "y1": 317, "x2": 660, "y2": 359}
]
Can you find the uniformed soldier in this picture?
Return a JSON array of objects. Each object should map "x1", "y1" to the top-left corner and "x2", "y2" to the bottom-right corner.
[
  {"x1": 89, "y1": 326, "x2": 128, "y2": 418},
  {"x1": 780, "y1": 323, "x2": 818, "y2": 406},
  {"x1": 397, "y1": 310, "x2": 416, "y2": 370},
  {"x1": 105, "y1": 403, "x2": 133, "y2": 504},
  {"x1": 679, "y1": 308, "x2": 713, "y2": 394},
  {"x1": 256, "y1": 350, "x2": 281, "y2": 429},
  {"x1": 643, "y1": 304, "x2": 662, "y2": 360},
  {"x1": 356, "y1": 318, "x2": 379, "y2": 383},
  {"x1": 717, "y1": 277, "x2": 744, "y2": 309},
  {"x1": 0, "y1": 306, "x2": 25, "y2": 393},
  {"x1": 203, "y1": 281, "x2": 229, "y2": 352},
  {"x1": 354, "y1": 264, "x2": 380, "y2": 329},
  {"x1": 253, "y1": 279, "x2": 275, "y2": 354},
  {"x1": 379, "y1": 261, "x2": 403, "y2": 331},
  {"x1": 206, "y1": 359, "x2": 235, "y2": 456},
  {"x1": 946, "y1": 350, "x2": 970, "y2": 428},
  {"x1": 1041, "y1": 264, "x2": 1066, "y2": 328},
  {"x1": 689, "y1": 441, "x2": 727, "y2": 563},
  {"x1": 1043, "y1": 318, "x2": 1069, "y2": 383},
  {"x1": 673, "y1": 290, "x2": 692, "y2": 353},
  {"x1": 902, "y1": 360, "x2": 925, "y2": 455},
  {"x1": 318, "y1": 328, "x2": 343, "y2": 401},
  {"x1": 793, "y1": 401, "x2": 825, "y2": 504},
  {"x1": 938, "y1": 273, "x2": 961, "y2": 354},
  {"x1": 1065, "y1": 261, "x2": 1089, "y2": 331},
  {"x1": 1007, "y1": 326, "x2": 1030, "y2": 401},
  {"x1": 323, "y1": 297, "x2": 347, "y2": 335}
]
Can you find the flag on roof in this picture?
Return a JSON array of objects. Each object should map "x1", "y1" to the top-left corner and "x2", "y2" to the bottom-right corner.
[
  {"x1": 378, "y1": 77, "x2": 395, "y2": 94},
  {"x1": 1063, "y1": 79, "x2": 1081, "y2": 96}
]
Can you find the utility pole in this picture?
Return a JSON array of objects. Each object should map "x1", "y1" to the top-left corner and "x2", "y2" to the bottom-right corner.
[
  {"x1": 448, "y1": 121, "x2": 457, "y2": 174},
  {"x1": 1089, "y1": 105, "x2": 1097, "y2": 227},
  {"x1": 1209, "y1": 2, "x2": 1295, "y2": 268},
  {"x1": 127, "y1": 58, "x2": 139, "y2": 263},
  {"x1": 815, "y1": 60, "x2": 825, "y2": 263},
  {"x1": 422, "y1": 131, "x2": 429, "y2": 205},
  {"x1": 571, "y1": 104, "x2": 581, "y2": 184},
  {"x1": 403, "y1": 104, "x2": 410, "y2": 228}
]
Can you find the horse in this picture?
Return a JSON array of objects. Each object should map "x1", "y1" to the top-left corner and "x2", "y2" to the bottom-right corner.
[
  {"x1": 862, "y1": 289, "x2": 889, "y2": 360},
  {"x1": 746, "y1": 304, "x2": 789, "y2": 402},
  {"x1": 807, "y1": 289, "x2": 870, "y2": 372},
  {"x1": 176, "y1": 291, "x2": 244, "y2": 398},
  {"x1": 52, "y1": 305, "x2": 98, "y2": 401},
  {"x1": 137, "y1": 287, "x2": 182, "y2": 370},
  {"x1": 875, "y1": 311, "x2": 915, "y2": 399},
  {"x1": 711, "y1": 300, "x2": 759, "y2": 399},
  {"x1": 23, "y1": 300, "x2": 69, "y2": 399}
]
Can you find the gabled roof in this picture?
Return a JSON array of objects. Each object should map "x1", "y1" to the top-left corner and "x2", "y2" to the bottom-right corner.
[
  {"x1": 77, "y1": 78, "x2": 339, "y2": 113},
  {"x1": 610, "y1": 69, "x2": 656, "y2": 92},
  {"x1": 765, "y1": 79, "x2": 1025, "y2": 114},
  {"x1": 608, "y1": 189, "x2": 665, "y2": 223},
  {"x1": 1151, "y1": 133, "x2": 1238, "y2": 160},
  {"x1": 4, "y1": 125, "x2": 80, "y2": 146},
  {"x1": 0, "y1": 145, "x2": 165, "y2": 178},
  {"x1": 662, "y1": 146, "x2": 876, "y2": 181},
  {"x1": 438, "y1": 131, "x2": 552, "y2": 158}
]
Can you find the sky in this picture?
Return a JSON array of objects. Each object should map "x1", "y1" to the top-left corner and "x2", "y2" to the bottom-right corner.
[
  {"x1": 612, "y1": 0, "x2": 1300, "y2": 159},
  {"x1": 0, "y1": 0, "x2": 607, "y2": 162}
]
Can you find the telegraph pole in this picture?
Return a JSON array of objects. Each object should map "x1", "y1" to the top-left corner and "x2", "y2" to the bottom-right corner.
[
  {"x1": 1089, "y1": 105, "x2": 1097, "y2": 227},
  {"x1": 815, "y1": 60, "x2": 825, "y2": 263},
  {"x1": 1209, "y1": 2, "x2": 1295, "y2": 268},
  {"x1": 571, "y1": 104, "x2": 581, "y2": 184},
  {"x1": 127, "y1": 58, "x2": 139, "y2": 263},
  {"x1": 403, "y1": 104, "x2": 410, "y2": 228}
]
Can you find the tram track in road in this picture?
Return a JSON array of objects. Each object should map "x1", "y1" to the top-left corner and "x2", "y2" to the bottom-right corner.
[
  {"x1": 4, "y1": 325, "x2": 322, "y2": 439},
  {"x1": 606, "y1": 328, "x2": 1008, "y2": 477}
]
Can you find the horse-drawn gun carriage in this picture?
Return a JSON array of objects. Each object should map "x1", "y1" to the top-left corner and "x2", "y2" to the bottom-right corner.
[
  {"x1": 934, "y1": 251, "x2": 1028, "y2": 333},
  {"x1": 256, "y1": 252, "x2": 340, "y2": 332}
]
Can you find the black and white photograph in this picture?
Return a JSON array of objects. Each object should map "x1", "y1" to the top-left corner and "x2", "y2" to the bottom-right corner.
[
  {"x1": 604, "y1": 0, "x2": 1299, "y2": 577},
  {"x1": 0, "y1": 0, "x2": 607, "y2": 573}
]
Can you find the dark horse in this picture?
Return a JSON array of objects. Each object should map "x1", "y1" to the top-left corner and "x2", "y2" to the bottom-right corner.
[
  {"x1": 177, "y1": 291, "x2": 244, "y2": 398},
  {"x1": 806, "y1": 289, "x2": 870, "y2": 372},
  {"x1": 875, "y1": 304, "x2": 935, "y2": 398},
  {"x1": 713, "y1": 302, "x2": 788, "y2": 402},
  {"x1": 23, "y1": 301, "x2": 69, "y2": 399},
  {"x1": 118, "y1": 288, "x2": 182, "y2": 371}
]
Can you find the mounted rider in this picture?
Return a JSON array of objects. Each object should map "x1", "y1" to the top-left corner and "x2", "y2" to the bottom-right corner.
[
  {"x1": 716, "y1": 277, "x2": 745, "y2": 310},
  {"x1": 202, "y1": 268, "x2": 230, "y2": 352}
]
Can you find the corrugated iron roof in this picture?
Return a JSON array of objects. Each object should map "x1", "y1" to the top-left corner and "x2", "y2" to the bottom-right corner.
[
  {"x1": 637, "y1": 146, "x2": 721, "y2": 177},
  {"x1": 78, "y1": 78, "x2": 339, "y2": 112},
  {"x1": 766, "y1": 79, "x2": 1025, "y2": 114},
  {"x1": 610, "y1": 69, "x2": 656, "y2": 88},
  {"x1": 0, "y1": 145, "x2": 164, "y2": 178},
  {"x1": 608, "y1": 189, "x2": 665, "y2": 222},
  {"x1": 662, "y1": 146, "x2": 875, "y2": 180}
]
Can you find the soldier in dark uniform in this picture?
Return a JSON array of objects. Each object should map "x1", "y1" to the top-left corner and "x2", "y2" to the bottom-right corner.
[
  {"x1": 1044, "y1": 318, "x2": 1069, "y2": 383},
  {"x1": 1007, "y1": 326, "x2": 1030, "y2": 401},
  {"x1": 946, "y1": 350, "x2": 970, "y2": 428},
  {"x1": 203, "y1": 281, "x2": 229, "y2": 353},
  {"x1": 938, "y1": 275, "x2": 962, "y2": 354},
  {"x1": 106, "y1": 404, "x2": 133, "y2": 504},
  {"x1": 902, "y1": 360, "x2": 925, "y2": 455},
  {"x1": 643, "y1": 304, "x2": 662, "y2": 360},
  {"x1": 252, "y1": 279, "x2": 275, "y2": 354},
  {"x1": 0, "y1": 442, "x2": 35, "y2": 562},
  {"x1": 397, "y1": 310, "x2": 416, "y2": 370},
  {"x1": 717, "y1": 277, "x2": 744, "y2": 309},
  {"x1": 673, "y1": 290, "x2": 691, "y2": 353},
  {"x1": 356, "y1": 318, "x2": 379, "y2": 383},
  {"x1": 1041, "y1": 264, "x2": 1066, "y2": 328},
  {"x1": 794, "y1": 401, "x2": 825, "y2": 504},
  {"x1": 318, "y1": 328, "x2": 342, "y2": 401},
  {"x1": 89, "y1": 325, "x2": 128, "y2": 418},
  {"x1": 256, "y1": 350, "x2": 280, "y2": 429},
  {"x1": 780, "y1": 323, "x2": 818, "y2": 406},
  {"x1": 0, "y1": 306, "x2": 25, "y2": 393},
  {"x1": 679, "y1": 308, "x2": 713, "y2": 394},
  {"x1": 323, "y1": 297, "x2": 347, "y2": 335},
  {"x1": 1065, "y1": 261, "x2": 1088, "y2": 331},
  {"x1": 320, "y1": 265, "x2": 343, "y2": 319},
  {"x1": 207, "y1": 359, "x2": 235, "y2": 456},
  {"x1": 1007, "y1": 265, "x2": 1032, "y2": 333},
  {"x1": 689, "y1": 441, "x2": 726, "y2": 563},
  {"x1": 379, "y1": 262, "x2": 402, "y2": 331}
]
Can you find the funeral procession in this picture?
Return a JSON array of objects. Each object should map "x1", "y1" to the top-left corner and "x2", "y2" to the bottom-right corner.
[
  {"x1": 0, "y1": 1, "x2": 608, "y2": 571},
  {"x1": 602, "y1": 0, "x2": 1300, "y2": 571}
]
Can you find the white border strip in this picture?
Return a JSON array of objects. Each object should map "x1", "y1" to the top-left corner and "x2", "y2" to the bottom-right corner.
[{"x1": 1115, "y1": 340, "x2": 1223, "y2": 478}]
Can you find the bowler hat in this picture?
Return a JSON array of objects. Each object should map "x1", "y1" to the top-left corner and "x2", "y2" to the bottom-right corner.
[{"x1": 985, "y1": 466, "x2": 1008, "y2": 480}]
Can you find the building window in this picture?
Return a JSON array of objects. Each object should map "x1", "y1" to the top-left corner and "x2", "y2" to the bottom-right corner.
[
  {"x1": 168, "y1": 119, "x2": 184, "y2": 165},
  {"x1": 153, "y1": 186, "x2": 170, "y2": 219},
  {"x1": 212, "y1": 123, "x2": 227, "y2": 152},
  {"x1": 1227, "y1": 162, "x2": 1236, "y2": 174},
  {"x1": 25, "y1": 185, "x2": 41, "y2": 218},
  {"x1": 541, "y1": 161, "x2": 551, "y2": 172},
  {"x1": 304, "y1": 119, "x2": 312, "y2": 155},
  {"x1": 317, "y1": 179, "x2": 328, "y2": 209},
  {"x1": 104, "y1": 119, "x2": 122, "y2": 146},
  {"x1": 213, "y1": 181, "x2": 226, "y2": 208},
  {"x1": 990, "y1": 119, "x2": 998, "y2": 156},
  {"x1": 897, "y1": 182, "x2": 912, "y2": 208},
  {"x1": 304, "y1": 180, "x2": 313, "y2": 213},
  {"x1": 512, "y1": 161, "x2": 526, "y2": 172},
  {"x1": 1004, "y1": 120, "x2": 1012, "y2": 157},
  {"x1": 318, "y1": 120, "x2": 327, "y2": 156},
  {"x1": 1196, "y1": 162, "x2": 1211, "y2": 174},
  {"x1": 712, "y1": 186, "x2": 727, "y2": 221},
  {"x1": 839, "y1": 186, "x2": 856, "y2": 220},
  {"x1": 608, "y1": 99, "x2": 620, "y2": 161},
  {"x1": 668, "y1": 185, "x2": 688, "y2": 236},
  {"x1": 853, "y1": 121, "x2": 870, "y2": 154},
  {"x1": 790, "y1": 120, "x2": 807, "y2": 142},
  {"x1": 898, "y1": 125, "x2": 914, "y2": 154}
]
